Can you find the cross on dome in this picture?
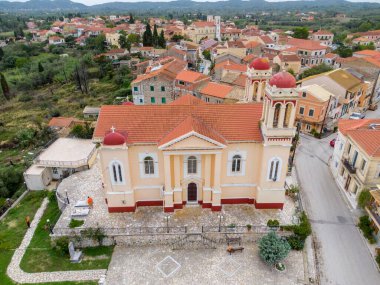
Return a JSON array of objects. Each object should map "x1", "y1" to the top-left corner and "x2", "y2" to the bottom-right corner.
[{"x1": 110, "y1": 126, "x2": 116, "y2": 133}]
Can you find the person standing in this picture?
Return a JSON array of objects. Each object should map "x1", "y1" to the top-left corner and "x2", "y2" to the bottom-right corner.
[
  {"x1": 87, "y1": 196, "x2": 93, "y2": 208},
  {"x1": 25, "y1": 216, "x2": 30, "y2": 228}
]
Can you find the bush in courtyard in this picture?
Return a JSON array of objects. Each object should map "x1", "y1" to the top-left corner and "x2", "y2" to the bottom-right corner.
[
  {"x1": 293, "y1": 212, "x2": 312, "y2": 240},
  {"x1": 286, "y1": 234, "x2": 305, "y2": 250},
  {"x1": 259, "y1": 231, "x2": 291, "y2": 266},
  {"x1": 69, "y1": 219, "x2": 85, "y2": 228},
  {"x1": 267, "y1": 219, "x2": 280, "y2": 228},
  {"x1": 376, "y1": 253, "x2": 380, "y2": 268},
  {"x1": 52, "y1": 236, "x2": 70, "y2": 255},
  {"x1": 358, "y1": 215, "x2": 375, "y2": 243},
  {"x1": 357, "y1": 189, "x2": 371, "y2": 209}
]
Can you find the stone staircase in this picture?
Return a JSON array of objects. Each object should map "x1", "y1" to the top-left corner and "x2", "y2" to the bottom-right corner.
[{"x1": 171, "y1": 233, "x2": 217, "y2": 250}]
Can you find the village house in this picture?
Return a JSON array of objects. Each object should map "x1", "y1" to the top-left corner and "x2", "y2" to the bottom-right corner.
[
  {"x1": 186, "y1": 21, "x2": 216, "y2": 43},
  {"x1": 48, "y1": 36, "x2": 65, "y2": 45},
  {"x1": 310, "y1": 30, "x2": 334, "y2": 46},
  {"x1": 199, "y1": 82, "x2": 244, "y2": 103},
  {"x1": 93, "y1": 71, "x2": 299, "y2": 213},
  {"x1": 366, "y1": 189, "x2": 380, "y2": 245},
  {"x1": 297, "y1": 69, "x2": 366, "y2": 116},
  {"x1": 273, "y1": 53, "x2": 301, "y2": 74},
  {"x1": 330, "y1": 119, "x2": 380, "y2": 208},
  {"x1": 286, "y1": 38, "x2": 327, "y2": 67},
  {"x1": 174, "y1": 70, "x2": 210, "y2": 97},
  {"x1": 296, "y1": 84, "x2": 336, "y2": 134},
  {"x1": 131, "y1": 58, "x2": 187, "y2": 105}
]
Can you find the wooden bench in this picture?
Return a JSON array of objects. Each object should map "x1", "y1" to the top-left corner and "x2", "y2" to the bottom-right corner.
[
  {"x1": 226, "y1": 237, "x2": 241, "y2": 246},
  {"x1": 227, "y1": 246, "x2": 244, "y2": 255}
]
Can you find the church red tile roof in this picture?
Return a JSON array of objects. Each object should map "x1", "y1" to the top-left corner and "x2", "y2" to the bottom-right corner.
[{"x1": 94, "y1": 95, "x2": 263, "y2": 144}]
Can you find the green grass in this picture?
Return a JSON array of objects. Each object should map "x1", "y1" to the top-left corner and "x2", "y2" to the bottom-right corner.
[
  {"x1": 0, "y1": 191, "x2": 105, "y2": 285},
  {"x1": 20, "y1": 196, "x2": 114, "y2": 273},
  {"x1": 69, "y1": 219, "x2": 85, "y2": 228}
]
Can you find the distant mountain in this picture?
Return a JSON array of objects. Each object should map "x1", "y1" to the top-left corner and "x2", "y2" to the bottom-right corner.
[{"x1": 0, "y1": 0, "x2": 379, "y2": 13}]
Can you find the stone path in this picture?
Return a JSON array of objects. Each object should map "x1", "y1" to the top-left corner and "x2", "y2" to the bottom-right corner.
[{"x1": 7, "y1": 197, "x2": 107, "y2": 284}]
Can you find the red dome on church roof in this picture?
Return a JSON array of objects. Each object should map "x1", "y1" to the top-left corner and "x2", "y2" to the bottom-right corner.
[
  {"x1": 103, "y1": 131, "x2": 126, "y2": 146},
  {"x1": 269, "y1": 71, "x2": 296, "y2": 88},
  {"x1": 249, "y1": 57, "x2": 270, "y2": 70}
]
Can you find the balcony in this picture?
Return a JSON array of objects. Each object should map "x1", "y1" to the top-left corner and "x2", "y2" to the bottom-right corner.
[
  {"x1": 342, "y1": 158, "x2": 356, "y2": 174},
  {"x1": 366, "y1": 205, "x2": 380, "y2": 231}
]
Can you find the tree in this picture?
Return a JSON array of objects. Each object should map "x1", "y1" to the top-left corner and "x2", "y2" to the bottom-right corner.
[
  {"x1": 143, "y1": 23, "x2": 153, "y2": 47},
  {"x1": 202, "y1": 50, "x2": 211, "y2": 61},
  {"x1": 118, "y1": 33, "x2": 127, "y2": 48},
  {"x1": 0, "y1": 47, "x2": 3, "y2": 61},
  {"x1": 358, "y1": 189, "x2": 371, "y2": 209},
  {"x1": 152, "y1": 24, "x2": 159, "y2": 47},
  {"x1": 38, "y1": 62, "x2": 44, "y2": 73},
  {"x1": 125, "y1": 38, "x2": 132, "y2": 53},
  {"x1": 158, "y1": 30, "x2": 166, "y2": 48},
  {"x1": 335, "y1": 45, "x2": 353, "y2": 58},
  {"x1": 293, "y1": 27, "x2": 309, "y2": 39},
  {"x1": 0, "y1": 72, "x2": 10, "y2": 100},
  {"x1": 358, "y1": 21, "x2": 372, "y2": 32},
  {"x1": 171, "y1": 34, "x2": 184, "y2": 42},
  {"x1": 129, "y1": 13, "x2": 135, "y2": 24},
  {"x1": 259, "y1": 231, "x2": 291, "y2": 266},
  {"x1": 299, "y1": 63, "x2": 333, "y2": 80},
  {"x1": 127, "y1": 33, "x2": 140, "y2": 44}
]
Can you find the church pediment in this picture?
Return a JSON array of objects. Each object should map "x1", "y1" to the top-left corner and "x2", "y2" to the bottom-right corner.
[{"x1": 158, "y1": 131, "x2": 226, "y2": 150}]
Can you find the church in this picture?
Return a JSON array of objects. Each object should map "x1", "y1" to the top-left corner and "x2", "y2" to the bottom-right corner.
[{"x1": 93, "y1": 67, "x2": 299, "y2": 213}]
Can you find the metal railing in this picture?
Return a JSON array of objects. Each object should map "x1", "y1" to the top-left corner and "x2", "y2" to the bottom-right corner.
[
  {"x1": 342, "y1": 158, "x2": 356, "y2": 174},
  {"x1": 201, "y1": 225, "x2": 281, "y2": 234}
]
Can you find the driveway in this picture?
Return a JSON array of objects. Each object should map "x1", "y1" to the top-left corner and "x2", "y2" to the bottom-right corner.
[{"x1": 295, "y1": 134, "x2": 380, "y2": 285}]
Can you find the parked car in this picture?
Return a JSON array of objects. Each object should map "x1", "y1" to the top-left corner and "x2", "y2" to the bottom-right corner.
[
  {"x1": 330, "y1": 138, "x2": 336, "y2": 147},
  {"x1": 368, "y1": 104, "x2": 378, "y2": 111},
  {"x1": 349, "y1": 112, "x2": 365, "y2": 120}
]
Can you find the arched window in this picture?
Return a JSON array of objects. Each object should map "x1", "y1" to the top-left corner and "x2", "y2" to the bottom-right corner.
[
  {"x1": 144, "y1": 156, "x2": 154, "y2": 175},
  {"x1": 283, "y1": 103, "x2": 293, "y2": 127},
  {"x1": 110, "y1": 161, "x2": 124, "y2": 184},
  {"x1": 268, "y1": 158, "x2": 281, "y2": 181},
  {"x1": 273, "y1": 104, "x2": 281, "y2": 128},
  {"x1": 188, "y1": 156, "x2": 197, "y2": 174},
  {"x1": 232, "y1": 155, "x2": 241, "y2": 173}
]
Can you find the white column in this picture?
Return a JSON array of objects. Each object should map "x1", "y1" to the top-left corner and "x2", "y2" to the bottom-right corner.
[
  {"x1": 289, "y1": 105, "x2": 297, "y2": 128},
  {"x1": 163, "y1": 154, "x2": 173, "y2": 210},
  {"x1": 212, "y1": 153, "x2": 222, "y2": 210},
  {"x1": 256, "y1": 81, "x2": 263, "y2": 102}
]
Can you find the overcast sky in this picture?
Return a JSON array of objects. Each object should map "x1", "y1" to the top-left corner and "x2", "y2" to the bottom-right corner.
[{"x1": 4, "y1": 0, "x2": 380, "y2": 6}]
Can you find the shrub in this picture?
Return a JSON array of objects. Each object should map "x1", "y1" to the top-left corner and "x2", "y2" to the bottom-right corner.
[
  {"x1": 358, "y1": 215, "x2": 374, "y2": 242},
  {"x1": 376, "y1": 253, "x2": 380, "y2": 267},
  {"x1": 267, "y1": 219, "x2": 280, "y2": 228},
  {"x1": 69, "y1": 219, "x2": 85, "y2": 228},
  {"x1": 18, "y1": 93, "x2": 33, "y2": 102},
  {"x1": 357, "y1": 190, "x2": 371, "y2": 209},
  {"x1": 52, "y1": 236, "x2": 70, "y2": 255},
  {"x1": 286, "y1": 234, "x2": 305, "y2": 250},
  {"x1": 259, "y1": 231, "x2": 291, "y2": 266},
  {"x1": 293, "y1": 212, "x2": 312, "y2": 240}
]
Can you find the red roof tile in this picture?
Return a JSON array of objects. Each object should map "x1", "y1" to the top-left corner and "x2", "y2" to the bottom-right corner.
[
  {"x1": 175, "y1": 70, "x2": 209, "y2": 83},
  {"x1": 94, "y1": 95, "x2": 263, "y2": 144},
  {"x1": 348, "y1": 129, "x2": 380, "y2": 157},
  {"x1": 200, "y1": 82, "x2": 233, "y2": 99},
  {"x1": 287, "y1": 38, "x2": 326, "y2": 51},
  {"x1": 48, "y1": 117, "x2": 76, "y2": 128}
]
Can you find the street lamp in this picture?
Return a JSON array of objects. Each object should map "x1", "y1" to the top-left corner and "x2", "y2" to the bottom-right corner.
[
  {"x1": 65, "y1": 189, "x2": 70, "y2": 204},
  {"x1": 46, "y1": 219, "x2": 53, "y2": 234},
  {"x1": 165, "y1": 215, "x2": 171, "y2": 233},
  {"x1": 218, "y1": 214, "x2": 224, "y2": 232}
]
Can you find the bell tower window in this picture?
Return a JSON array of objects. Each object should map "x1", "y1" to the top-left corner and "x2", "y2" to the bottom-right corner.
[{"x1": 273, "y1": 103, "x2": 281, "y2": 128}]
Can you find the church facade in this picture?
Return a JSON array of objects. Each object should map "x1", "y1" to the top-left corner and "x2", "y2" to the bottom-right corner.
[{"x1": 93, "y1": 69, "x2": 299, "y2": 213}]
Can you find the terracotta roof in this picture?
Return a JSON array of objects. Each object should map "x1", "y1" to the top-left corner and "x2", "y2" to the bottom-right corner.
[
  {"x1": 363, "y1": 57, "x2": 380, "y2": 68},
  {"x1": 243, "y1": 54, "x2": 256, "y2": 63},
  {"x1": 338, "y1": 119, "x2": 380, "y2": 135},
  {"x1": 94, "y1": 95, "x2": 263, "y2": 144},
  {"x1": 158, "y1": 115, "x2": 227, "y2": 146},
  {"x1": 169, "y1": 94, "x2": 207, "y2": 106},
  {"x1": 325, "y1": 53, "x2": 338, "y2": 59},
  {"x1": 175, "y1": 70, "x2": 209, "y2": 83},
  {"x1": 260, "y1": 35, "x2": 274, "y2": 44},
  {"x1": 348, "y1": 129, "x2": 380, "y2": 157},
  {"x1": 193, "y1": 21, "x2": 215, "y2": 28},
  {"x1": 244, "y1": 41, "x2": 261, "y2": 49},
  {"x1": 200, "y1": 82, "x2": 233, "y2": 99},
  {"x1": 313, "y1": 30, "x2": 334, "y2": 35},
  {"x1": 227, "y1": 40, "x2": 246, "y2": 49},
  {"x1": 223, "y1": 62, "x2": 247, "y2": 73},
  {"x1": 232, "y1": 74, "x2": 247, "y2": 88},
  {"x1": 354, "y1": 50, "x2": 380, "y2": 57},
  {"x1": 48, "y1": 117, "x2": 77, "y2": 128},
  {"x1": 278, "y1": 53, "x2": 300, "y2": 62},
  {"x1": 287, "y1": 38, "x2": 326, "y2": 50}
]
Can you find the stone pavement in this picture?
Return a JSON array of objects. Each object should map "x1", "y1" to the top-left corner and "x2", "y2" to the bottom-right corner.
[
  {"x1": 6, "y1": 197, "x2": 106, "y2": 284},
  {"x1": 55, "y1": 160, "x2": 297, "y2": 233},
  {"x1": 106, "y1": 244, "x2": 305, "y2": 285}
]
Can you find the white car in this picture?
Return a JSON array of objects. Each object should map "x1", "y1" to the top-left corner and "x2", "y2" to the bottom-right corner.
[{"x1": 349, "y1": 112, "x2": 365, "y2": 120}]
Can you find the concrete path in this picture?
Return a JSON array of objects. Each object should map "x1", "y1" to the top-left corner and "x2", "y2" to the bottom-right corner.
[
  {"x1": 7, "y1": 198, "x2": 106, "y2": 284},
  {"x1": 295, "y1": 134, "x2": 380, "y2": 285}
]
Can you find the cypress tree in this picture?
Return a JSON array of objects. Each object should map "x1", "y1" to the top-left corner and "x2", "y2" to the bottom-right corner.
[
  {"x1": 143, "y1": 23, "x2": 153, "y2": 47},
  {"x1": 152, "y1": 24, "x2": 159, "y2": 47},
  {"x1": 129, "y1": 13, "x2": 135, "y2": 24},
  {"x1": 158, "y1": 30, "x2": 166, "y2": 49},
  {"x1": 0, "y1": 72, "x2": 10, "y2": 100},
  {"x1": 0, "y1": 47, "x2": 3, "y2": 61}
]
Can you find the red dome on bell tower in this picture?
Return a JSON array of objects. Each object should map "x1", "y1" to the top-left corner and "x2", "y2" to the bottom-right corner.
[
  {"x1": 103, "y1": 127, "x2": 126, "y2": 146},
  {"x1": 269, "y1": 71, "x2": 296, "y2": 88},
  {"x1": 249, "y1": 57, "x2": 270, "y2": 70}
]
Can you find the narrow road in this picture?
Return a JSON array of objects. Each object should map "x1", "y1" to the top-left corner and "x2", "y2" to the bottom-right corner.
[{"x1": 295, "y1": 134, "x2": 380, "y2": 285}]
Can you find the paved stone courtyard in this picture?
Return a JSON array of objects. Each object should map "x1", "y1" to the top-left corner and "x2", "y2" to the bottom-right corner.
[
  {"x1": 55, "y1": 160, "x2": 297, "y2": 232},
  {"x1": 106, "y1": 244, "x2": 305, "y2": 285}
]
